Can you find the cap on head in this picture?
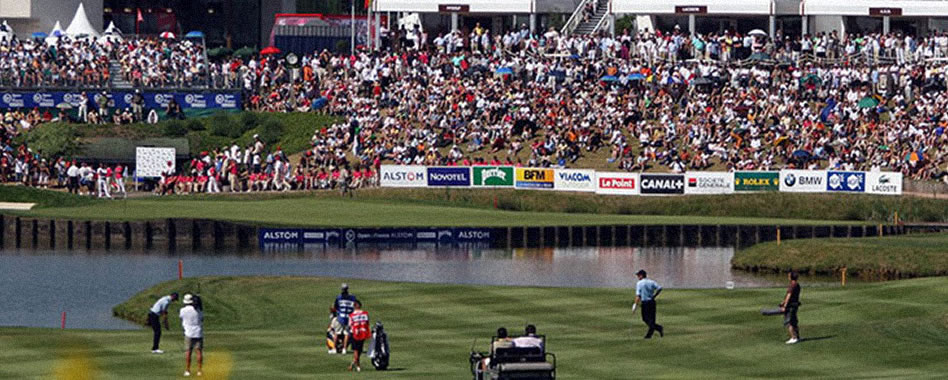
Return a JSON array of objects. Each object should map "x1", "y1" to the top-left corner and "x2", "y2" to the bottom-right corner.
[
  {"x1": 341, "y1": 283, "x2": 349, "y2": 291},
  {"x1": 170, "y1": 292, "x2": 179, "y2": 300},
  {"x1": 525, "y1": 324, "x2": 537, "y2": 335},
  {"x1": 636, "y1": 270, "x2": 647, "y2": 277},
  {"x1": 183, "y1": 293, "x2": 194, "y2": 305}
]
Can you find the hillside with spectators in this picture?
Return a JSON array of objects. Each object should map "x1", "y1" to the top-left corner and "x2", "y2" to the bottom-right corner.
[{"x1": 2, "y1": 26, "x2": 948, "y2": 196}]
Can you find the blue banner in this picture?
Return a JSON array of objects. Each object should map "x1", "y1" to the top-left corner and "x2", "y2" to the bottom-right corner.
[
  {"x1": 826, "y1": 171, "x2": 865, "y2": 192},
  {"x1": 427, "y1": 167, "x2": 471, "y2": 187},
  {"x1": 0, "y1": 90, "x2": 241, "y2": 110},
  {"x1": 259, "y1": 227, "x2": 492, "y2": 247}
]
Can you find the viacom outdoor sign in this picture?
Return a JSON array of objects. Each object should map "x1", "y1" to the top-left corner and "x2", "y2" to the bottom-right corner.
[
  {"x1": 515, "y1": 168, "x2": 554, "y2": 189},
  {"x1": 827, "y1": 171, "x2": 865, "y2": 193},
  {"x1": 640, "y1": 174, "x2": 684, "y2": 195},
  {"x1": 472, "y1": 166, "x2": 514, "y2": 187},
  {"x1": 779, "y1": 170, "x2": 826, "y2": 192},
  {"x1": 596, "y1": 172, "x2": 639, "y2": 195},
  {"x1": 554, "y1": 169, "x2": 596, "y2": 192},
  {"x1": 685, "y1": 172, "x2": 733, "y2": 194},
  {"x1": 379, "y1": 165, "x2": 427, "y2": 187},
  {"x1": 427, "y1": 167, "x2": 471, "y2": 187}
]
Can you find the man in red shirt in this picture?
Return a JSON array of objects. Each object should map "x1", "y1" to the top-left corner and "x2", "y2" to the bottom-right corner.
[{"x1": 347, "y1": 300, "x2": 370, "y2": 372}]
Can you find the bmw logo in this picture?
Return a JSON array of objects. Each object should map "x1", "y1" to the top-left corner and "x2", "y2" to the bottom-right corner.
[{"x1": 784, "y1": 174, "x2": 796, "y2": 186}]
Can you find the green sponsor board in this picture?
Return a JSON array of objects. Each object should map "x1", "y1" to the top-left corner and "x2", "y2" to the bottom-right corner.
[
  {"x1": 734, "y1": 171, "x2": 779, "y2": 191},
  {"x1": 472, "y1": 166, "x2": 514, "y2": 187}
]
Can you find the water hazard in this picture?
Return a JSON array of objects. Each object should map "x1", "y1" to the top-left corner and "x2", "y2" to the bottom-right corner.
[{"x1": 0, "y1": 246, "x2": 782, "y2": 330}]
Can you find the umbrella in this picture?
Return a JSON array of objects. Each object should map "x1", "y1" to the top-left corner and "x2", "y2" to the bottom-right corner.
[
  {"x1": 748, "y1": 29, "x2": 768, "y2": 37},
  {"x1": 747, "y1": 52, "x2": 771, "y2": 61},
  {"x1": 800, "y1": 73, "x2": 821, "y2": 85},
  {"x1": 600, "y1": 75, "x2": 618, "y2": 82},
  {"x1": 260, "y1": 46, "x2": 281, "y2": 55},
  {"x1": 55, "y1": 102, "x2": 73, "y2": 110},
  {"x1": 495, "y1": 67, "x2": 513, "y2": 75},
  {"x1": 627, "y1": 73, "x2": 645, "y2": 81},
  {"x1": 904, "y1": 151, "x2": 923, "y2": 162},
  {"x1": 207, "y1": 46, "x2": 233, "y2": 58},
  {"x1": 233, "y1": 46, "x2": 256, "y2": 58},
  {"x1": 31, "y1": 32, "x2": 47, "y2": 39},
  {"x1": 792, "y1": 150, "x2": 812, "y2": 160},
  {"x1": 159, "y1": 31, "x2": 175, "y2": 39},
  {"x1": 185, "y1": 31, "x2": 205, "y2": 39},
  {"x1": 858, "y1": 97, "x2": 879, "y2": 109},
  {"x1": 51, "y1": 30, "x2": 63, "y2": 37}
]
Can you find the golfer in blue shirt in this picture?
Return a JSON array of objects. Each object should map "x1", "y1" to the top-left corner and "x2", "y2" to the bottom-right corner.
[{"x1": 633, "y1": 270, "x2": 664, "y2": 339}]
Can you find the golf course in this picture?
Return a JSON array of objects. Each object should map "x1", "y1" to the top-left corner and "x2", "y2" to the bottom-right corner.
[{"x1": 0, "y1": 276, "x2": 946, "y2": 379}]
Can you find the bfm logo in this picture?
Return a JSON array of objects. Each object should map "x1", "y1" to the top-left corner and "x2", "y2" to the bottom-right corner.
[{"x1": 523, "y1": 170, "x2": 548, "y2": 180}]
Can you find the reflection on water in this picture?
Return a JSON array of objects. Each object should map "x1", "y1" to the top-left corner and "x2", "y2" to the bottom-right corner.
[{"x1": 0, "y1": 246, "x2": 781, "y2": 330}]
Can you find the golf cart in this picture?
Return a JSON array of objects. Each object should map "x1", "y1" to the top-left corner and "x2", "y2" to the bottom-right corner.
[{"x1": 469, "y1": 335, "x2": 556, "y2": 380}]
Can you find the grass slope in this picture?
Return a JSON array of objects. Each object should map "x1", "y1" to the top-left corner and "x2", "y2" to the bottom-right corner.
[
  {"x1": 2, "y1": 276, "x2": 948, "y2": 379},
  {"x1": 733, "y1": 233, "x2": 948, "y2": 279}
]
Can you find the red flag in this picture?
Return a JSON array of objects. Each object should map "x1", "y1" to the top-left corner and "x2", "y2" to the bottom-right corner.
[
  {"x1": 364, "y1": 0, "x2": 371, "y2": 10},
  {"x1": 136, "y1": 8, "x2": 144, "y2": 22}
]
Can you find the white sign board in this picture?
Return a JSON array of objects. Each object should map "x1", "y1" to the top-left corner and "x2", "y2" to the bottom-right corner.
[
  {"x1": 135, "y1": 147, "x2": 175, "y2": 178},
  {"x1": 779, "y1": 170, "x2": 826, "y2": 192},
  {"x1": 685, "y1": 172, "x2": 734, "y2": 194},
  {"x1": 554, "y1": 169, "x2": 597, "y2": 192},
  {"x1": 595, "y1": 172, "x2": 640, "y2": 195},
  {"x1": 379, "y1": 165, "x2": 427, "y2": 187},
  {"x1": 866, "y1": 172, "x2": 902, "y2": 195}
]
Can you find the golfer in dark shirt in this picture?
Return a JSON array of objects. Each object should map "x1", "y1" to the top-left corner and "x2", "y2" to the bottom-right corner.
[{"x1": 781, "y1": 271, "x2": 801, "y2": 344}]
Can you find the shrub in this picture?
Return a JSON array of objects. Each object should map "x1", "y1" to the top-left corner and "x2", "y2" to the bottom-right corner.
[
  {"x1": 185, "y1": 119, "x2": 205, "y2": 131},
  {"x1": 22, "y1": 123, "x2": 82, "y2": 158},
  {"x1": 209, "y1": 112, "x2": 241, "y2": 138},
  {"x1": 162, "y1": 120, "x2": 188, "y2": 137},
  {"x1": 257, "y1": 119, "x2": 284, "y2": 145}
]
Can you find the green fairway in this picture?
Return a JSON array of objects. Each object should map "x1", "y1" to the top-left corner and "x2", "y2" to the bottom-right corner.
[
  {"x1": 733, "y1": 233, "x2": 948, "y2": 279},
  {"x1": 14, "y1": 194, "x2": 874, "y2": 227},
  {"x1": 2, "y1": 276, "x2": 947, "y2": 379}
]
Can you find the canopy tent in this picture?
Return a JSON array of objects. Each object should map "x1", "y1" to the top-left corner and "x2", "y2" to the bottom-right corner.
[
  {"x1": 46, "y1": 21, "x2": 65, "y2": 44},
  {"x1": 104, "y1": 21, "x2": 122, "y2": 36},
  {"x1": 65, "y1": 3, "x2": 100, "y2": 38}
]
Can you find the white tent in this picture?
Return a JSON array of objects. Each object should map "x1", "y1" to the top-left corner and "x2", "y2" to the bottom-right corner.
[
  {"x1": 65, "y1": 3, "x2": 99, "y2": 38},
  {"x1": 104, "y1": 21, "x2": 122, "y2": 36},
  {"x1": 46, "y1": 21, "x2": 65, "y2": 44}
]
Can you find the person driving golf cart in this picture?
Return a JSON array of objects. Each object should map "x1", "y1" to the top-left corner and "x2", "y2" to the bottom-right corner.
[{"x1": 470, "y1": 324, "x2": 556, "y2": 380}]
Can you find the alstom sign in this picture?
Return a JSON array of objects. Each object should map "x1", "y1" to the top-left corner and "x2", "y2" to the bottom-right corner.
[{"x1": 380, "y1": 165, "x2": 427, "y2": 187}]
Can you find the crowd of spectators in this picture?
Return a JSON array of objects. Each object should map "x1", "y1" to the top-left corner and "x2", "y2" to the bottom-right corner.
[{"x1": 2, "y1": 25, "x2": 948, "y2": 194}]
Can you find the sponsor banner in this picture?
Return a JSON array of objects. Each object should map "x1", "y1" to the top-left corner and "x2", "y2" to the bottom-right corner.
[
  {"x1": 471, "y1": 166, "x2": 514, "y2": 187},
  {"x1": 734, "y1": 171, "x2": 779, "y2": 192},
  {"x1": 827, "y1": 171, "x2": 866, "y2": 192},
  {"x1": 260, "y1": 227, "x2": 491, "y2": 247},
  {"x1": 865, "y1": 172, "x2": 902, "y2": 195},
  {"x1": 0, "y1": 91, "x2": 241, "y2": 110},
  {"x1": 427, "y1": 167, "x2": 471, "y2": 187},
  {"x1": 779, "y1": 170, "x2": 826, "y2": 193},
  {"x1": 640, "y1": 174, "x2": 685, "y2": 195},
  {"x1": 595, "y1": 172, "x2": 639, "y2": 195},
  {"x1": 259, "y1": 228, "x2": 304, "y2": 245},
  {"x1": 515, "y1": 168, "x2": 555, "y2": 189},
  {"x1": 379, "y1": 165, "x2": 427, "y2": 187},
  {"x1": 554, "y1": 169, "x2": 596, "y2": 192},
  {"x1": 684, "y1": 172, "x2": 734, "y2": 194}
]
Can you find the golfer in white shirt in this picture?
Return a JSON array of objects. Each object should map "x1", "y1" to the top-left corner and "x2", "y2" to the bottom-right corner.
[{"x1": 180, "y1": 294, "x2": 203, "y2": 377}]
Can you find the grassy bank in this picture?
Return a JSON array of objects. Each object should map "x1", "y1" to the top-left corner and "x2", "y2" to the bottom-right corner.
[
  {"x1": 3, "y1": 276, "x2": 948, "y2": 378},
  {"x1": 5, "y1": 187, "x2": 948, "y2": 226},
  {"x1": 732, "y1": 233, "x2": 948, "y2": 279},
  {"x1": 20, "y1": 112, "x2": 339, "y2": 158}
]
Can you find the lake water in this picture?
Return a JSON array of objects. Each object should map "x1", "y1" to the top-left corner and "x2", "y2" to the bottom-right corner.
[{"x1": 0, "y1": 246, "x2": 783, "y2": 330}]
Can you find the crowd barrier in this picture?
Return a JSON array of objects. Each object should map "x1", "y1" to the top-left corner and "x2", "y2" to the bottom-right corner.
[{"x1": 379, "y1": 165, "x2": 903, "y2": 196}]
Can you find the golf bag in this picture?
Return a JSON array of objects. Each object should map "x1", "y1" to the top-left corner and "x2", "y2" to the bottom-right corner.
[
  {"x1": 369, "y1": 322, "x2": 390, "y2": 370},
  {"x1": 326, "y1": 315, "x2": 347, "y2": 353}
]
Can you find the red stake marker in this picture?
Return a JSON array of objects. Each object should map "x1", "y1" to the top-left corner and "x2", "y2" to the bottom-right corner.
[
  {"x1": 61, "y1": 311, "x2": 66, "y2": 329},
  {"x1": 178, "y1": 260, "x2": 183, "y2": 280}
]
